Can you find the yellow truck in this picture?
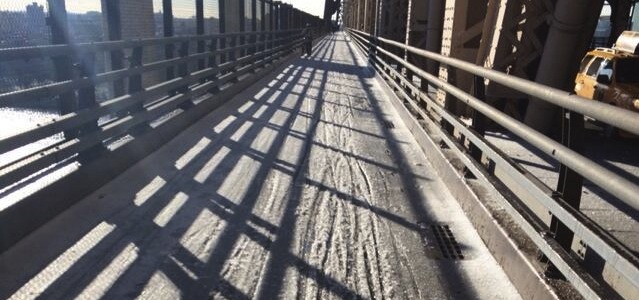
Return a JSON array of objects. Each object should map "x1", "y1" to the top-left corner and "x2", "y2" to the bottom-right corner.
[{"x1": 575, "y1": 31, "x2": 639, "y2": 114}]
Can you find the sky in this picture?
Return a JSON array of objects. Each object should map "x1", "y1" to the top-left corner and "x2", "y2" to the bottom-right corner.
[
  {"x1": 3, "y1": 0, "x2": 325, "y2": 17},
  {"x1": 281, "y1": 0, "x2": 325, "y2": 17}
]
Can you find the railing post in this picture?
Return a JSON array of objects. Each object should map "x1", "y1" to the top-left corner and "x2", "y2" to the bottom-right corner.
[
  {"x1": 229, "y1": 35, "x2": 237, "y2": 62},
  {"x1": 208, "y1": 38, "x2": 221, "y2": 94},
  {"x1": 469, "y1": 75, "x2": 487, "y2": 162},
  {"x1": 545, "y1": 109, "x2": 586, "y2": 275},
  {"x1": 177, "y1": 40, "x2": 193, "y2": 109},
  {"x1": 368, "y1": 33, "x2": 376, "y2": 65},
  {"x1": 128, "y1": 47, "x2": 144, "y2": 98},
  {"x1": 128, "y1": 46, "x2": 150, "y2": 134},
  {"x1": 76, "y1": 53, "x2": 98, "y2": 127},
  {"x1": 178, "y1": 41, "x2": 189, "y2": 77},
  {"x1": 442, "y1": 65, "x2": 457, "y2": 136},
  {"x1": 75, "y1": 52, "x2": 104, "y2": 160},
  {"x1": 208, "y1": 37, "x2": 218, "y2": 81}
]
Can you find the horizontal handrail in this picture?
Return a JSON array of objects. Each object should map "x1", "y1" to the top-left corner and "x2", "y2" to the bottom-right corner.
[
  {"x1": 347, "y1": 28, "x2": 638, "y2": 300},
  {"x1": 349, "y1": 28, "x2": 639, "y2": 136},
  {"x1": 0, "y1": 28, "x2": 305, "y2": 62},
  {"x1": 0, "y1": 34, "x2": 301, "y2": 107},
  {"x1": 0, "y1": 31, "x2": 305, "y2": 192},
  {"x1": 350, "y1": 29, "x2": 639, "y2": 214},
  {"x1": 348, "y1": 29, "x2": 639, "y2": 211}
]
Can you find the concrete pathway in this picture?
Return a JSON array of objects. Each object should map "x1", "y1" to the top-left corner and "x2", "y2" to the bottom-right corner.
[{"x1": 0, "y1": 33, "x2": 521, "y2": 300}]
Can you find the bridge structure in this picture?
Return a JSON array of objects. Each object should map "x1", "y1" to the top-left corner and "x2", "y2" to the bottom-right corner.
[{"x1": 0, "y1": 0, "x2": 638, "y2": 299}]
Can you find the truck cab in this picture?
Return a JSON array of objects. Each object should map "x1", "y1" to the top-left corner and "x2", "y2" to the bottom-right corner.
[{"x1": 574, "y1": 31, "x2": 639, "y2": 113}]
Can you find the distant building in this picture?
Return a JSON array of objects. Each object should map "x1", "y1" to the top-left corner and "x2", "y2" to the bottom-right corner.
[{"x1": 26, "y1": 2, "x2": 47, "y2": 43}]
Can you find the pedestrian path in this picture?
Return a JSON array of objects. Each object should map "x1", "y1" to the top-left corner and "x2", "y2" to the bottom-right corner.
[{"x1": 0, "y1": 33, "x2": 521, "y2": 300}]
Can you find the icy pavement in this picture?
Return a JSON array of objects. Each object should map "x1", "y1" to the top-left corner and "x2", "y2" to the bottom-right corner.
[{"x1": 0, "y1": 33, "x2": 521, "y2": 299}]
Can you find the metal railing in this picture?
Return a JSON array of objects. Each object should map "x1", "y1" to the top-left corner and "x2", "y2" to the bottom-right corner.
[
  {"x1": 347, "y1": 28, "x2": 638, "y2": 300},
  {"x1": 0, "y1": 28, "x2": 307, "y2": 198}
]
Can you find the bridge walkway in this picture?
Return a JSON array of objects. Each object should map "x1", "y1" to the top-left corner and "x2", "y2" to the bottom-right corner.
[{"x1": 0, "y1": 34, "x2": 520, "y2": 299}]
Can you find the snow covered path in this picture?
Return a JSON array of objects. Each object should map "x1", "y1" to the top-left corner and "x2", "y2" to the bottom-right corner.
[{"x1": 1, "y1": 33, "x2": 521, "y2": 299}]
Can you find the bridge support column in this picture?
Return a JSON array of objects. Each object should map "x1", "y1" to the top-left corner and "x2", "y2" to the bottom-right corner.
[
  {"x1": 104, "y1": 0, "x2": 157, "y2": 89},
  {"x1": 608, "y1": 0, "x2": 634, "y2": 45},
  {"x1": 46, "y1": 0, "x2": 77, "y2": 127},
  {"x1": 425, "y1": 0, "x2": 444, "y2": 77},
  {"x1": 363, "y1": 0, "x2": 376, "y2": 33},
  {"x1": 436, "y1": 0, "x2": 488, "y2": 116},
  {"x1": 378, "y1": 0, "x2": 408, "y2": 42},
  {"x1": 474, "y1": 0, "x2": 554, "y2": 120},
  {"x1": 162, "y1": 0, "x2": 175, "y2": 80},
  {"x1": 524, "y1": 0, "x2": 604, "y2": 134},
  {"x1": 225, "y1": 0, "x2": 242, "y2": 61},
  {"x1": 346, "y1": 0, "x2": 361, "y2": 30},
  {"x1": 377, "y1": 0, "x2": 409, "y2": 68},
  {"x1": 405, "y1": 0, "x2": 429, "y2": 89},
  {"x1": 224, "y1": 0, "x2": 241, "y2": 33},
  {"x1": 279, "y1": 3, "x2": 291, "y2": 30}
]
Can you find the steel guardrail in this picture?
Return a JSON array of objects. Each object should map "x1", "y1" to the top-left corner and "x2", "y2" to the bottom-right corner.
[
  {"x1": 347, "y1": 28, "x2": 639, "y2": 300},
  {"x1": 0, "y1": 29, "x2": 304, "y2": 62},
  {"x1": 0, "y1": 29, "x2": 307, "y2": 196}
]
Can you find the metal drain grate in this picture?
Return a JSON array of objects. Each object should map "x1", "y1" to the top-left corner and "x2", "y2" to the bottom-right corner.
[
  {"x1": 383, "y1": 120, "x2": 395, "y2": 129},
  {"x1": 431, "y1": 224, "x2": 464, "y2": 260},
  {"x1": 417, "y1": 222, "x2": 465, "y2": 260}
]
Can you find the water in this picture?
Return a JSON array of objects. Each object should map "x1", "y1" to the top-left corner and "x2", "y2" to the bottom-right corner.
[
  {"x1": 0, "y1": 107, "x2": 59, "y2": 137},
  {"x1": 0, "y1": 107, "x2": 63, "y2": 165},
  {"x1": 0, "y1": 107, "x2": 77, "y2": 209}
]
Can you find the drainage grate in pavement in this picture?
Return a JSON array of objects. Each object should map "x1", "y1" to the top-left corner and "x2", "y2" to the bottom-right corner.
[
  {"x1": 431, "y1": 224, "x2": 464, "y2": 260},
  {"x1": 418, "y1": 222, "x2": 464, "y2": 260},
  {"x1": 383, "y1": 120, "x2": 396, "y2": 129}
]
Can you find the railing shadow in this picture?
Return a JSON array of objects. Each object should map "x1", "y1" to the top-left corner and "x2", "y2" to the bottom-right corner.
[
  {"x1": 342, "y1": 32, "x2": 485, "y2": 299},
  {"x1": 0, "y1": 34, "x2": 421, "y2": 300},
  {"x1": 0, "y1": 32, "x2": 487, "y2": 300}
]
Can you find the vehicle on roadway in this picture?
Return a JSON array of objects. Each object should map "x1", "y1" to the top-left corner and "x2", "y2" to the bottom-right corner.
[{"x1": 575, "y1": 31, "x2": 639, "y2": 136}]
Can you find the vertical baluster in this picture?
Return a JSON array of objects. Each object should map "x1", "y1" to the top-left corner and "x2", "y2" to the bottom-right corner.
[
  {"x1": 178, "y1": 41, "x2": 190, "y2": 80},
  {"x1": 208, "y1": 37, "x2": 218, "y2": 78},
  {"x1": 128, "y1": 46, "x2": 150, "y2": 134},
  {"x1": 546, "y1": 109, "x2": 585, "y2": 276},
  {"x1": 219, "y1": 36, "x2": 226, "y2": 65},
  {"x1": 129, "y1": 47, "x2": 144, "y2": 95},
  {"x1": 469, "y1": 75, "x2": 487, "y2": 162},
  {"x1": 441, "y1": 65, "x2": 457, "y2": 137},
  {"x1": 177, "y1": 41, "x2": 193, "y2": 109},
  {"x1": 208, "y1": 38, "x2": 220, "y2": 93},
  {"x1": 229, "y1": 35, "x2": 237, "y2": 62},
  {"x1": 76, "y1": 51, "x2": 104, "y2": 160}
]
